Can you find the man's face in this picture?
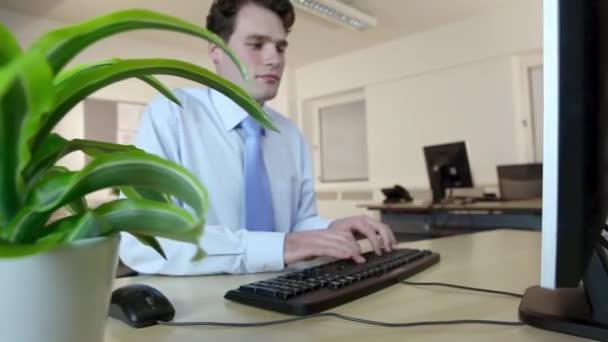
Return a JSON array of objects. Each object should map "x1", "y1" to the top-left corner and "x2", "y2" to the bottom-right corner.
[{"x1": 209, "y1": 3, "x2": 288, "y2": 104}]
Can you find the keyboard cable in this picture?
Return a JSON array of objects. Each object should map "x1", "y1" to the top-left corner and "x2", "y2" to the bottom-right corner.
[
  {"x1": 158, "y1": 312, "x2": 524, "y2": 328},
  {"x1": 157, "y1": 281, "x2": 525, "y2": 328},
  {"x1": 401, "y1": 280, "x2": 523, "y2": 299}
]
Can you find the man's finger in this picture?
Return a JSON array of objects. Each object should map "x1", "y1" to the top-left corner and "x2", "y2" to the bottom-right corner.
[
  {"x1": 351, "y1": 253, "x2": 366, "y2": 263},
  {"x1": 350, "y1": 220, "x2": 382, "y2": 255},
  {"x1": 378, "y1": 223, "x2": 393, "y2": 252},
  {"x1": 379, "y1": 221, "x2": 397, "y2": 247},
  {"x1": 317, "y1": 231, "x2": 364, "y2": 261},
  {"x1": 365, "y1": 217, "x2": 394, "y2": 252},
  {"x1": 384, "y1": 223, "x2": 398, "y2": 247}
]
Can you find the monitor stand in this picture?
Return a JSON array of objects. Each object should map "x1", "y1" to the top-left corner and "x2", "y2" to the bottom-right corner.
[
  {"x1": 519, "y1": 245, "x2": 608, "y2": 341},
  {"x1": 430, "y1": 169, "x2": 446, "y2": 203}
]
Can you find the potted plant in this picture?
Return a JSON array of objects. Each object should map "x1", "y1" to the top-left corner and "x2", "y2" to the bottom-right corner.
[{"x1": 0, "y1": 9, "x2": 275, "y2": 342}]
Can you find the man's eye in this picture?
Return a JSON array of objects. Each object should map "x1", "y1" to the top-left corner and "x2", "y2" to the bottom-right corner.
[{"x1": 247, "y1": 43, "x2": 263, "y2": 49}]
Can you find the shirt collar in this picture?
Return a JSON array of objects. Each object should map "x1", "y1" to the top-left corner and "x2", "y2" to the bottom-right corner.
[{"x1": 208, "y1": 88, "x2": 268, "y2": 133}]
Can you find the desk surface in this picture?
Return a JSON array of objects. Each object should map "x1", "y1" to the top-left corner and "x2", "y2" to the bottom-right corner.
[
  {"x1": 105, "y1": 230, "x2": 591, "y2": 342},
  {"x1": 359, "y1": 199, "x2": 542, "y2": 213}
]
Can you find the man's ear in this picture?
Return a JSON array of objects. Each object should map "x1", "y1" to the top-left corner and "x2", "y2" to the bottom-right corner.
[{"x1": 208, "y1": 42, "x2": 222, "y2": 66}]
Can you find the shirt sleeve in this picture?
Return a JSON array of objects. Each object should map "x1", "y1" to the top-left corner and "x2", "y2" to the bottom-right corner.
[
  {"x1": 118, "y1": 92, "x2": 287, "y2": 275},
  {"x1": 119, "y1": 228, "x2": 286, "y2": 275},
  {"x1": 292, "y1": 132, "x2": 333, "y2": 232}
]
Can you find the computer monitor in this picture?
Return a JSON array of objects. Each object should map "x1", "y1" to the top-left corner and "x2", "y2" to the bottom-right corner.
[
  {"x1": 423, "y1": 141, "x2": 473, "y2": 203},
  {"x1": 518, "y1": 1, "x2": 608, "y2": 340}
]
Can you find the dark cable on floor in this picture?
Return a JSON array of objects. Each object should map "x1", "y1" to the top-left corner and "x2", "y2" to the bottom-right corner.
[
  {"x1": 157, "y1": 311, "x2": 524, "y2": 328},
  {"x1": 402, "y1": 280, "x2": 523, "y2": 298}
]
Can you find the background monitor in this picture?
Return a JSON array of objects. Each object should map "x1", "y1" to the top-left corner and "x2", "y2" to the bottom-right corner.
[
  {"x1": 519, "y1": 0, "x2": 608, "y2": 340},
  {"x1": 497, "y1": 163, "x2": 542, "y2": 200},
  {"x1": 423, "y1": 141, "x2": 473, "y2": 203}
]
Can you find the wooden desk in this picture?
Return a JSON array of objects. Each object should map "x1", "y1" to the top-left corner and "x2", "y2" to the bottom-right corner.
[
  {"x1": 360, "y1": 199, "x2": 542, "y2": 239},
  {"x1": 104, "y1": 230, "x2": 591, "y2": 342}
]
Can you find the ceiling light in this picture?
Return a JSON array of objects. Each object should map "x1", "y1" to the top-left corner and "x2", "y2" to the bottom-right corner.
[{"x1": 291, "y1": 0, "x2": 377, "y2": 30}]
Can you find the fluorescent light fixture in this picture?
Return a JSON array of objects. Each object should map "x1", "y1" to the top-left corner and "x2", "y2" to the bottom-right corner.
[{"x1": 291, "y1": 0, "x2": 377, "y2": 30}]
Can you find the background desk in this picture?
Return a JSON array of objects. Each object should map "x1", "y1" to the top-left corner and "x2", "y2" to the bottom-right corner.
[
  {"x1": 360, "y1": 199, "x2": 542, "y2": 241},
  {"x1": 104, "y1": 230, "x2": 590, "y2": 342}
]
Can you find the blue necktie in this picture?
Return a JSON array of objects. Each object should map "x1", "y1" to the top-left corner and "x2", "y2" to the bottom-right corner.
[{"x1": 241, "y1": 116, "x2": 275, "y2": 231}]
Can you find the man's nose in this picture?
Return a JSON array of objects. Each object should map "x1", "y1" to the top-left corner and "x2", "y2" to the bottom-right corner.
[{"x1": 262, "y1": 45, "x2": 281, "y2": 66}]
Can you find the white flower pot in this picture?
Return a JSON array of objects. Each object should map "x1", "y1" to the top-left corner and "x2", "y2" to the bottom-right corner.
[{"x1": 0, "y1": 234, "x2": 120, "y2": 342}]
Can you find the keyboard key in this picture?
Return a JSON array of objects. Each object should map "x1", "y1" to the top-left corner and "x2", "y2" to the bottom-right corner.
[{"x1": 329, "y1": 281, "x2": 342, "y2": 289}]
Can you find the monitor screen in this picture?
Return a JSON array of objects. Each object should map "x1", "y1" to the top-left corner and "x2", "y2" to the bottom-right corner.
[
  {"x1": 540, "y1": 0, "x2": 608, "y2": 290},
  {"x1": 519, "y1": 0, "x2": 608, "y2": 339},
  {"x1": 423, "y1": 141, "x2": 473, "y2": 203}
]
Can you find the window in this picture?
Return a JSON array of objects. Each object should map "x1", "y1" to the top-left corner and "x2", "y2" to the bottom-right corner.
[{"x1": 317, "y1": 99, "x2": 369, "y2": 182}]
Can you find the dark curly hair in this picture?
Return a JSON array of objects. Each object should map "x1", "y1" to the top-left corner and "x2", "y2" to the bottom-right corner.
[{"x1": 206, "y1": 0, "x2": 295, "y2": 42}]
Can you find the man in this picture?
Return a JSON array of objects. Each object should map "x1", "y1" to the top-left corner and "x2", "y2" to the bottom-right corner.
[{"x1": 119, "y1": 0, "x2": 396, "y2": 275}]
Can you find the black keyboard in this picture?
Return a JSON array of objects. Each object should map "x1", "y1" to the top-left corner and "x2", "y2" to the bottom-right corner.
[{"x1": 224, "y1": 248, "x2": 440, "y2": 315}]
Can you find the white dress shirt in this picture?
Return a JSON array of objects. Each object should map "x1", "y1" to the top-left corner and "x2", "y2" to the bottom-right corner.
[{"x1": 118, "y1": 87, "x2": 331, "y2": 275}]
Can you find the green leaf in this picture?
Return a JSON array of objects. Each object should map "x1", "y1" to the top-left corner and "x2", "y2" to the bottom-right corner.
[
  {"x1": 9, "y1": 152, "x2": 207, "y2": 244},
  {"x1": 65, "y1": 197, "x2": 88, "y2": 215},
  {"x1": 33, "y1": 58, "x2": 275, "y2": 151},
  {"x1": 0, "y1": 51, "x2": 54, "y2": 227},
  {"x1": 0, "y1": 23, "x2": 22, "y2": 66},
  {"x1": 132, "y1": 234, "x2": 167, "y2": 259},
  {"x1": 24, "y1": 134, "x2": 169, "y2": 207},
  {"x1": 42, "y1": 199, "x2": 203, "y2": 260},
  {"x1": 54, "y1": 58, "x2": 117, "y2": 85},
  {"x1": 55, "y1": 58, "x2": 182, "y2": 107},
  {"x1": 28, "y1": 8, "x2": 247, "y2": 79},
  {"x1": 23, "y1": 133, "x2": 70, "y2": 183},
  {"x1": 42, "y1": 210, "x2": 110, "y2": 242},
  {"x1": 24, "y1": 134, "x2": 143, "y2": 183},
  {"x1": 0, "y1": 236, "x2": 62, "y2": 258},
  {"x1": 31, "y1": 152, "x2": 207, "y2": 213},
  {"x1": 24, "y1": 161, "x2": 72, "y2": 197},
  {"x1": 72, "y1": 139, "x2": 143, "y2": 156},
  {"x1": 138, "y1": 75, "x2": 182, "y2": 107},
  {"x1": 119, "y1": 186, "x2": 170, "y2": 203},
  {"x1": 0, "y1": 212, "x2": 113, "y2": 258},
  {"x1": 38, "y1": 166, "x2": 88, "y2": 215},
  {"x1": 96, "y1": 199, "x2": 203, "y2": 245},
  {"x1": 45, "y1": 198, "x2": 203, "y2": 260}
]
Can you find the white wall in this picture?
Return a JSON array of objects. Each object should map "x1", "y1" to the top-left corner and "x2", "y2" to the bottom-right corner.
[
  {"x1": 53, "y1": 104, "x2": 85, "y2": 170},
  {"x1": 294, "y1": 0, "x2": 542, "y2": 218},
  {"x1": 366, "y1": 57, "x2": 518, "y2": 189}
]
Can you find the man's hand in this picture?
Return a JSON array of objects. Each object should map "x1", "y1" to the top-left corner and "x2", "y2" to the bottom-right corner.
[
  {"x1": 328, "y1": 215, "x2": 397, "y2": 256},
  {"x1": 283, "y1": 215, "x2": 397, "y2": 265}
]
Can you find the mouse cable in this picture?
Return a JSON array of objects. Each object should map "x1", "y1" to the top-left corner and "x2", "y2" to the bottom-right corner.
[
  {"x1": 401, "y1": 280, "x2": 524, "y2": 299},
  {"x1": 157, "y1": 312, "x2": 523, "y2": 328}
]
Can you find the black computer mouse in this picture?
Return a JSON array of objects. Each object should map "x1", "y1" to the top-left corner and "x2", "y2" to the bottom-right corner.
[{"x1": 109, "y1": 283, "x2": 175, "y2": 328}]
